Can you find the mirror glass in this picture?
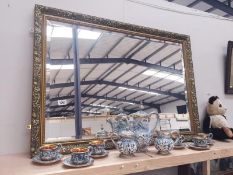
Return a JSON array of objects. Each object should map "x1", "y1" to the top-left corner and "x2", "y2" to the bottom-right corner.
[{"x1": 44, "y1": 19, "x2": 190, "y2": 143}]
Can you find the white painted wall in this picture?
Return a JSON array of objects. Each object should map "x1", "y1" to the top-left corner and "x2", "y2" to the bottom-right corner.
[{"x1": 1, "y1": 0, "x2": 233, "y2": 174}]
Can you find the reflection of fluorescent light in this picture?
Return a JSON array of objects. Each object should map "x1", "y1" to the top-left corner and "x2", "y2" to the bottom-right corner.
[
  {"x1": 78, "y1": 29, "x2": 101, "y2": 40},
  {"x1": 143, "y1": 70, "x2": 184, "y2": 84},
  {"x1": 47, "y1": 26, "x2": 101, "y2": 40},
  {"x1": 127, "y1": 102, "x2": 135, "y2": 105},
  {"x1": 119, "y1": 87, "x2": 160, "y2": 96},
  {"x1": 47, "y1": 26, "x2": 72, "y2": 38},
  {"x1": 46, "y1": 64, "x2": 74, "y2": 70},
  {"x1": 82, "y1": 110, "x2": 101, "y2": 114},
  {"x1": 90, "y1": 104, "x2": 117, "y2": 109}
]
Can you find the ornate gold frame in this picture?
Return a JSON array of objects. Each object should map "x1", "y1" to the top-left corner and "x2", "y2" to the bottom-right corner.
[{"x1": 31, "y1": 4, "x2": 200, "y2": 156}]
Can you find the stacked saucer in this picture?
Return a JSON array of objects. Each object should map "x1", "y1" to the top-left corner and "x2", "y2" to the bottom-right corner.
[
  {"x1": 188, "y1": 143, "x2": 210, "y2": 150},
  {"x1": 188, "y1": 136, "x2": 210, "y2": 150},
  {"x1": 32, "y1": 154, "x2": 63, "y2": 164},
  {"x1": 63, "y1": 147, "x2": 94, "y2": 168},
  {"x1": 63, "y1": 157, "x2": 94, "y2": 168},
  {"x1": 91, "y1": 150, "x2": 109, "y2": 158}
]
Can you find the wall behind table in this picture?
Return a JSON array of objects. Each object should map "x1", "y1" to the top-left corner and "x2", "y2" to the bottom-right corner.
[{"x1": 1, "y1": 1, "x2": 233, "y2": 175}]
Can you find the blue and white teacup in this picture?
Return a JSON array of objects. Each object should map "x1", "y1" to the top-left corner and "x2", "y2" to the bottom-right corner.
[
  {"x1": 174, "y1": 135, "x2": 185, "y2": 146},
  {"x1": 70, "y1": 147, "x2": 92, "y2": 165},
  {"x1": 198, "y1": 133, "x2": 213, "y2": 145},
  {"x1": 39, "y1": 144, "x2": 60, "y2": 161},
  {"x1": 89, "y1": 139, "x2": 106, "y2": 155},
  {"x1": 192, "y1": 136, "x2": 208, "y2": 147}
]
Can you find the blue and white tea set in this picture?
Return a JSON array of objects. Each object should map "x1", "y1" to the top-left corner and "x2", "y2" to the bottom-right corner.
[
  {"x1": 107, "y1": 111, "x2": 177, "y2": 156},
  {"x1": 32, "y1": 110, "x2": 214, "y2": 168}
]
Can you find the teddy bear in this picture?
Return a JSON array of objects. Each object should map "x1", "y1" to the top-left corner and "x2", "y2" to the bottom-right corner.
[{"x1": 203, "y1": 96, "x2": 233, "y2": 140}]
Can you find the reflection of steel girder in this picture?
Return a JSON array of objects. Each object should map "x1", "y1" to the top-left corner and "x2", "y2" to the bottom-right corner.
[
  {"x1": 48, "y1": 80, "x2": 185, "y2": 100},
  {"x1": 48, "y1": 58, "x2": 182, "y2": 75},
  {"x1": 49, "y1": 94, "x2": 160, "y2": 109},
  {"x1": 48, "y1": 110, "x2": 102, "y2": 117},
  {"x1": 82, "y1": 80, "x2": 185, "y2": 100},
  {"x1": 48, "y1": 107, "x2": 137, "y2": 117},
  {"x1": 49, "y1": 103, "x2": 137, "y2": 113},
  {"x1": 81, "y1": 44, "x2": 169, "y2": 103},
  {"x1": 81, "y1": 94, "x2": 160, "y2": 109}
]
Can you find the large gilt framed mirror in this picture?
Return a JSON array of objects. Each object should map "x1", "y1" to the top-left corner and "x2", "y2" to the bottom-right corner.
[{"x1": 31, "y1": 5, "x2": 200, "y2": 156}]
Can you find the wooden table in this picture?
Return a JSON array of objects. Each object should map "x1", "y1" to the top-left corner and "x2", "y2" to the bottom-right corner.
[{"x1": 1, "y1": 140, "x2": 233, "y2": 175}]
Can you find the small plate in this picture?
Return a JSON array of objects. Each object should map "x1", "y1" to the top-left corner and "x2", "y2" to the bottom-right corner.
[
  {"x1": 32, "y1": 154, "x2": 62, "y2": 164},
  {"x1": 188, "y1": 143, "x2": 210, "y2": 150},
  {"x1": 63, "y1": 157, "x2": 94, "y2": 168},
  {"x1": 91, "y1": 150, "x2": 109, "y2": 158},
  {"x1": 174, "y1": 143, "x2": 186, "y2": 149}
]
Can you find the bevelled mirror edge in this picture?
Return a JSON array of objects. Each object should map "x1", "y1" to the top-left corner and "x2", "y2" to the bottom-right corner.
[{"x1": 31, "y1": 4, "x2": 200, "y2": 156}]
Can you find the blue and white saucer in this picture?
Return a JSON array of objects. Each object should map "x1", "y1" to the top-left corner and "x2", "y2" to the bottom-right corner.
[
  {"x1": 63, "y1": 157, "x2": 94, "y2": 168},
  {"x1": 32, "y1": 154, "x2": 63, "y2": 164},
  {"x1": 91, "y1": 150, "x2": 109, "y2": 158},
  {"x1": 188, "y1": 143, "x2": 210, "y2": 150},
  {"x1": 174, "y1": 143, "x2": 186, "y2": 149}
]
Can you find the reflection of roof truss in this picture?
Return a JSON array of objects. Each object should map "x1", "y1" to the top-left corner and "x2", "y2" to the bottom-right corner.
[
  {"x1": 81, "y1": 94, "x2": 160, "y2": 109},
  {"x1": 48, "y1": 57, "x2": 182, "y2": 75},
  {"x1": 48, "y1": 80, "x2": 185, "y2": 100},
  {"x1": 48, "y1": 110, "x2": 102, "y2": 117},
  {"x1": 48, "y1": 103, "x2": 137, "y2": 115},
  {"x1": 49, "y1": 94, "x2": 160, "y2": 109},
  {"x1": 47, "y1": 24, "x2": 186, "y2": 117}
]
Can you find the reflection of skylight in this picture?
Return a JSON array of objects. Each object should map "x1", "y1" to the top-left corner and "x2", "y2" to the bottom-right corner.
[
  {"x1": 47, "y1": 25, "x2": 101, "y2": 40},
  {"x1": 78, "y1": 29, "x2": 101, "y2": 40},
  {"x1": 47, "y1": 26, "x2": 72, "y2": 38},
  {"x1": 143, "y1": 70, "x2": 184, "y2": 84},
  {"x1": 119, "y1": 87, "x2": 160, "y2": 96},
  {"x1": 46, "y1": 64, "x2": 74, "y2": 70}
]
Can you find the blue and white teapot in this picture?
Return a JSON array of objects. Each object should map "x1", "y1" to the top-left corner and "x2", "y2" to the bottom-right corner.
[
  {"x1": 107, "y1": 113, "x2": 138, "y2": 156},
  {"x1": 154, "y1": 131, "x2": 174, "y2": 155},
  {"x1": 110, "y1": 130, "x2": 138, "y2": 156}
]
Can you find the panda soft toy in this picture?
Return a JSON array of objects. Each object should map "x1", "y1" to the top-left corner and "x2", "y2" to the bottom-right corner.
[{"x1": 203, "y1": 96, "x2": 233, "y2": 140}]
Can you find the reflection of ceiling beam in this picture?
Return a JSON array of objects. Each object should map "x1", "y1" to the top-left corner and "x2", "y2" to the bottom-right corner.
[
  {"x1": 50, "y1": 103, "x2": 137, "y2": 114},
  {"x1": 159, "y1": 99, "x2": 180, "y2": 106},
  {"x1": 155, "y1": 49, "x2": 181, "y2": 64},
  {"x1": 48, "y1": 110, "x2": 102, "y2": 117},
  {"x1": 202, "y1": 0, "x2": 233, "y2": 16},
  {"x1": 82, "y1": 40, "x2": 144, "y2": 95},
  {"x1": 49, "y1": 82, "x2": 73, "y2": 89},
  {"x1": 188, "y1": 0, "x2": 201, "y2": 7},
  {"x1": 49, "y1": 80, "x2": 185, "y2": 100},
  {"x1": 81, "y1": 43, "x2": 169, "y2": 104},
  {"x1": 48, "y1": 57, "x2": 182, "y2": 75},
  {"x1": 82, "y1": 94, "x2": 160, "y2": 109},
  {"x1": 84, "y1": 80, "x2": 185, "y2": 99},
  {"x1": 82, "y1": 36, "x2": 126, "y2": 81},
  {"x1": 49, "y1": 94, "x2": 159, "y2": 109},
  {"x1": 81, "y1": 58, "x2": 182, "y2": 75}
]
